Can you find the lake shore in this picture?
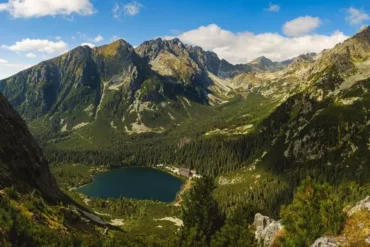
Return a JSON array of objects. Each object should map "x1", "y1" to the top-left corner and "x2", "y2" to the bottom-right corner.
[
  {"x1": 68, "y1": 166, "x2": 109, "y2": 191},
  {"x1": 173, "y1": 179, "x2": 192, "y2": 206}
]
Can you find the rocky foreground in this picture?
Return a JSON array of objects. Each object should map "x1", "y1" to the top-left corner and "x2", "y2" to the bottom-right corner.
[{"x1": 254, "y1": 196, "x2": 370, "y2": 246}]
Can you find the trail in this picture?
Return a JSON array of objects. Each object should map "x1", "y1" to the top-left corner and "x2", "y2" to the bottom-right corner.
[{"x1": 76, "y1": 133, "x2": 98, "y2": 148}]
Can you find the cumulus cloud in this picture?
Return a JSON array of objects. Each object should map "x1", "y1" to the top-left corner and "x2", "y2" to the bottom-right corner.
[
  {"x1": 81, "y1": 42, "x2": 95, "y2": 48},
  {"x1": 113, "y1": 1, "x2": 142, "y2": 19},
  {"x1": 265, "y1": 3, "x2": 280, "y2": 12},
  {"x1": 0, "y1": 0, "x2": 95, "y2": 18},
  {"x1": 283, "y1": 16, "x2": 322, "y2": 37},
  {"x1": 345, "y1": 8, "x2": 370, "y2": 25},
  {"x1": 166, "y1": 24, "x2": 349, "y2": 64},
  {"x1": 25, "y1": 52, "x2": 37, "y2": 58},
  {"x1": 2, "y1": 39, "x2": 68, "y2": 54}
]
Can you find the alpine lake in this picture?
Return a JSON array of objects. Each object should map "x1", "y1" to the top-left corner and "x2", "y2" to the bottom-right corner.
[{"x1": 77, "y1": 167, "x2": 184, "y2": 203}]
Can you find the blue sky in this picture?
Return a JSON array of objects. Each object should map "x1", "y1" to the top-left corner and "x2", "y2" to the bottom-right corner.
[{"x1": 0, "y1": 0, "x2": 369, "y2": 79}]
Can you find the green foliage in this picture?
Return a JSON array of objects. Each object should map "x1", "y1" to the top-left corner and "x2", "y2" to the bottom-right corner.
[
  {"x1": 51, "y1": 163, "x2": 93, "y2": 189},
  {"x1": 0, "y1": 189, "x2": 176, "y2": 247},
  {"x1": 279, "y1": 178, "x2": 346, "y2": 247},
  {"x1": 210, "y1": 225, "x2": 257, "y2": 247},
  {"x1": 178, "y1": 177, "x2": 225, "y2": 246}
]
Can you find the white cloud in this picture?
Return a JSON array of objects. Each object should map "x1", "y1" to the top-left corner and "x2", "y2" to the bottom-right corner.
[
  {"x1": 166, "y1": 24, "x2": 349, "y2": 64},
  {"x1": 0, "y1": 0, "x2": 95, "y2": 18},
  {"x1": 0, "y1": 59, "x2": 8, "y2": 64},
  {"x1": 92, "y1": 35, "x2": 104, "y2": 42},
  {"x1": 2, "y1": 39, "x2": 68, "y2": 54},
  {"x1": 113, "y1": 3, "x2": 120, "y2": 19},
  {"x1": 77, "y1": 32, "x2": 103, "y2": 43},
  {"x1": 113, "y1": 1, "x2": 142, "y2": 19},
  {"x1": 265, "y1": 3, "x2": 280, "y2": 12},
  {"x1": 81, "y1": 42, "x2": 95, "y2": 48},
  {"x1": 55, "y1": 36, "x2": 62, "y2": 40},
  {"x1": 345, "y1": 8, "x2": 370, "y2": 25},
  {"x1": 124, "y1": 1, "x2": 142, "y2": 16},
  {"x1": 283, "y1": 16, "x2": 322, "y2": 37},
  {"x1": 25, "y1": 52, "x2": 37, "y2": 58}
]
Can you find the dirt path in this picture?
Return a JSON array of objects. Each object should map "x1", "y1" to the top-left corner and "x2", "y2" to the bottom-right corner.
[{"x1": 174, "y1": 180, "x2": 192, "y2": 206}]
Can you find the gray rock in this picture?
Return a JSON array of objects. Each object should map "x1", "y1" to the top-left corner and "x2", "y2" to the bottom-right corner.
[
  {"x1": 348, "y1": 196, "x2": 370, "y2": 216},
  {"x1": 365, "y1": 236, "x2": 370, "y2": 244},
  {"x1": 311, "y1": 237, "x2": 340, "y2": 247},
  {"x1": 254, "y1": 213, "x2": 283, "y2": 247}
]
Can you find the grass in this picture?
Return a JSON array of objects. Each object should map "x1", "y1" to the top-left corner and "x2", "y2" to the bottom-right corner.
[{"x1": 340, "y1": 210, "x2": 370, "y2": 246}]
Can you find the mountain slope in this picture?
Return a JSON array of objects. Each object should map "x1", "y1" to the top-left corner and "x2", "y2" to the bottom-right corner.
[
  {"x1": 0, "y1": 93, "x2": 66, "y2": 202},
  {"x1": 213, "y1": 27, "x2": 370, "y2": 219}
]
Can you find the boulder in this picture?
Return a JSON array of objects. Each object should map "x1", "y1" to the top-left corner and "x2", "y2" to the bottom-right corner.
[
  {"x1": 254, "y1": 213, "x2": 283, "y2": 247},
  {"x1": 311, "y1": 237, "x2": 340, "y2": 247},
  {"x1": 348, "y1": 196, "x2": 370, "y2": 216},
  {"x1": 365, "y1": 236, "x2": 370, "y2": 244}
]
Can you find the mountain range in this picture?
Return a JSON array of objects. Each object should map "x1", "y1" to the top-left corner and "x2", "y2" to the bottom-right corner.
[
  {"x1": 1, "y1": 26, "x2": 370, "y2": 171},
  {"x1": 0, "y1": 36, "x2": 298, "y2": 136},
  {"x1": 2, "y1": 25, "x2": 370, "y2": 247},
  {"x1": 2, "y1": 27, "x2": 370, "y2": 169}
]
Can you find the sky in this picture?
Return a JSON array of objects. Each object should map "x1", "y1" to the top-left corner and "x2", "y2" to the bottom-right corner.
[{"x1": 0, "y1": 0, "x2": 369, "y2": 79}]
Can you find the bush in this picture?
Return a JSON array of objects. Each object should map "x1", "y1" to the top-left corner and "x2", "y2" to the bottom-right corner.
[{"x1": 279, "y1": 178, "x2": 346, "y2": 247}]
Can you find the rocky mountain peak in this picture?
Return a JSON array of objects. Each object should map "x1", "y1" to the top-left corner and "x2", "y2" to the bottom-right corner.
[
  {"x1": 135, "y1": 37, "x2": 189, "y2": 61},
  {"x1": 248, "y1": 56, "x2": 286, "y2": 72},
  {"x1": 310, "y1": 26, "x2": 370, "y2": 74},
  {"x1": 249, "y1": 56, "x2": 273, "y2": 66}
]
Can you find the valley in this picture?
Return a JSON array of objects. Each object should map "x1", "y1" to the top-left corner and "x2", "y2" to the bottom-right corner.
[{"x1": 2, "y1": 20, "x2": 370, "y2": 246}]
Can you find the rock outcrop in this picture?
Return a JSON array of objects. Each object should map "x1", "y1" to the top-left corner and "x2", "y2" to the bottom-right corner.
[
  {"x1": 253, "y1": 213, "x2": 283, "y2": 247},
  {"x1": 310, "y1": 237, "x2": 340, "y2": 247},
  {"x1": 348, "y1": 196, "x2": 370, "y2": 216}
]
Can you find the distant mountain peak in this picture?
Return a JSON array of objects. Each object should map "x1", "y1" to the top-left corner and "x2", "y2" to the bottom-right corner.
[
  {"x1": 248, "y1": 56, "x2": 286, "y2": 72},
  {"x1": 249, "y1": 56, "x2": 273, "y2": 66}
]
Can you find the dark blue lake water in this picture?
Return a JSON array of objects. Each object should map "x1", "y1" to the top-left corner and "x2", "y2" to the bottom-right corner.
[{"x1": 77, "y1": 167, "x2": 184, "y2": 202}]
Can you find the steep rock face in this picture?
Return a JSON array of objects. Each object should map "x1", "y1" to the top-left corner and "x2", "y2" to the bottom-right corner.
[
  {"x1": 0, "y1": 46, "x2": 101, "y2": 123},
  {"x1": 253, "y1": 213, "x2": 283, "y2": 247},
  {"x1": 310, "y1": 26, "x2": 370, "y2": 76},
  {"x1": 93, "y1": 39, "x2": 145, "y2": 89},
  {"x1": 136, "y1": 38, "x2": 254, "y2": 80},
  {"x1": 0, "y1": 93, "x2": 65, "y2": 202}
]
